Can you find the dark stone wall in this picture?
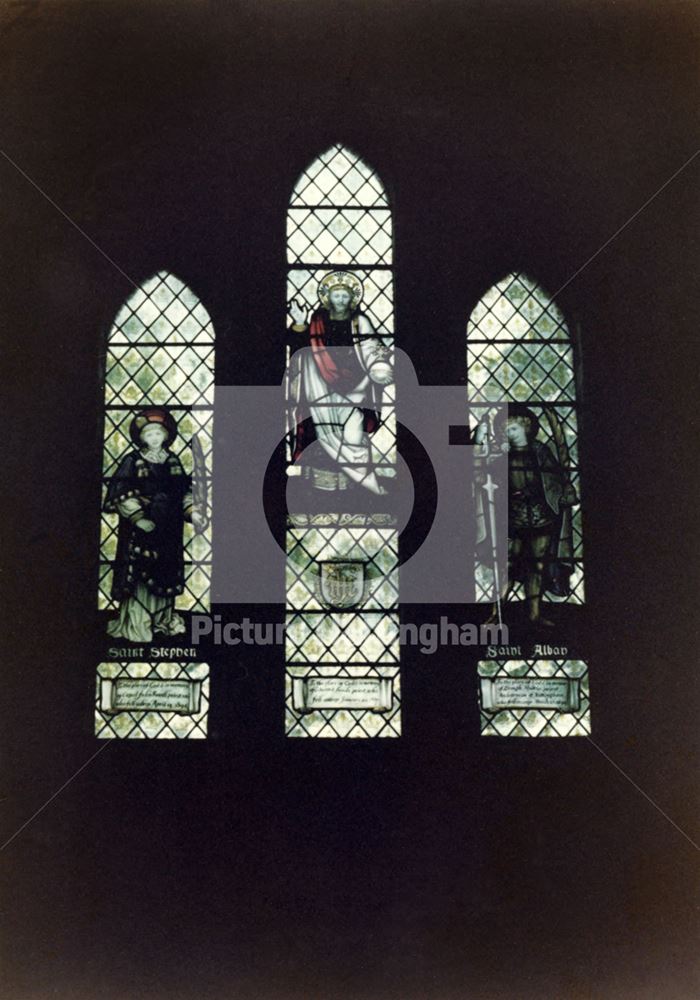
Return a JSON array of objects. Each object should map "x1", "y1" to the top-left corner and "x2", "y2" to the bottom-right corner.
[{"x1": 2, "y1": 3, "x2": 697, "y2": 998}]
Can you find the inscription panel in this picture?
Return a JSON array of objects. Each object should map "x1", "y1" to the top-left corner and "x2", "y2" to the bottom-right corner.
[
  {"x1": 480, "y1": 676, "x2": 580, "y2": 712},
  {"x1": 95, "y1": 662, "x2": 210, "y2": 739},
  {"x1": 478, "y1": 659, "x2": 590, "y2": 737},
  {"x1": 110, "y1": 678, "x2": 199, "y2": 715},
  {"x1": 293, "y1": 676, "x2": 393, "y2": 712}
]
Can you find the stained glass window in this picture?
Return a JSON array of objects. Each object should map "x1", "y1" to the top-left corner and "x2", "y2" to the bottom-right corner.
[
  {"x1": 286, "y1": 144, "x2": 395, "y2": 478},
  {"x1": 99, "y1": 272, "x2": 214, "y2": 614},
  {"x1": 478, "y1": 658, "x2": 590, "y2": 737},
  {"x1": 285, "y1": 147, "x2": 400, "y2": 737},
  {"x1": 96, "y1": 273, "x2": 215, "y2": 740},
  {"x1": 95, "y1": 661, "x2": 210, "y2": 739},
  {"x1": 468, "y1": 272, "x2": 584, "y2": 604}
]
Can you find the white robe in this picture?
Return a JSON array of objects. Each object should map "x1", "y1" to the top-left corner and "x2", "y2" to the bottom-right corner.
[{"x1": 291, "y1": 313, "x2": 393, "y2": 488}]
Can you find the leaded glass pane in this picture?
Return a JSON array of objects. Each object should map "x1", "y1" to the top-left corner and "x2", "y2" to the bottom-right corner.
[
  {"x1": 478, "y1": 659, "x2": 590, "y2": 737},
  {"x1": 95, "y1": 661, "x2": 210, "y2": 739},
  {"x1": 286, "y1": 524, "x2": 399, "y2": 612},
  {"x1": 286, "y1": 149, "x2": 400, "y2": 737},
  {"x1": 467, "y1": 342, "x2": 576, "y2": 403},
  {"x1": 290, "y1": 144, "x2": 389, "y2": 208},
  {"x1": 468, "y1": 273, "x2": 584, "y2": 607},
  {"x1": 110, "y1": 273, "x2": 215, "y2": 345},
  {"x1": 286, "y1": 611, "x2": 400, "y2": 665},
  {"x1": 286, "y1": 666, "x2": 401, "y2": 738},
  {"x1": 467, "y1": 273, "x2": 569, "y2": 341},
  {"x1": 99, "y1": 272, "x2": 214, "y2": 612},
  {"x1": 287, "y1": 208, "x2": 392, "y2": 266},
  {"x1": 285, "y1": 514, "x2": 401, "y2": 735},
  {"x1": 288, "y1": 145, "x2": 393, "y2": 271}
]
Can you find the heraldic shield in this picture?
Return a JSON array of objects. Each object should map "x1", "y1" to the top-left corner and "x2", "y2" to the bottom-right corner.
[{"x1": 318, "y1": 561, "x2": 366, "y2": 610}]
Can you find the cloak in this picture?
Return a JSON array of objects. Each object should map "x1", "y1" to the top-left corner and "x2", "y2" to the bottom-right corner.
[
  {"x1": 290, "y1": 308, "x2": 384, "y2": 465},
  {"x1": 104, "y1": 450, "x2": 191, "y2": 600},
  {"x1": 475, "y1": 440, "x2": 576, "y2": 598}
]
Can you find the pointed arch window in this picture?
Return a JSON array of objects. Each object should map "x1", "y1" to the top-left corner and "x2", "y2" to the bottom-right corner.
[
  {"x1": 284, "y1": 145, "x2": 400, "y2": 738},
  {"x1": 286, "y1": 142, "x2": 396, "y2": 476},
  {"x1": 468, "y1": 272, "x2": 584, "y2": 605},
  {"x1": 96, "y1": 272, "x2": 214, "y2": 739}
]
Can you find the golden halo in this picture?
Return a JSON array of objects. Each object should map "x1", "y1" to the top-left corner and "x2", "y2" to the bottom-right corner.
[{"x1": 318, "y1": 271, "x2": 364, "y2": 309}]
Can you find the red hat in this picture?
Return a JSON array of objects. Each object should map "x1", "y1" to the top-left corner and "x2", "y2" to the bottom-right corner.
[{"x1": 129, "y1": 407, "x2": 177, "y2": 447}]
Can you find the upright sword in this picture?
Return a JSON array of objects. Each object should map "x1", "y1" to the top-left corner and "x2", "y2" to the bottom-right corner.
[{"x1": 482, "y1": 472, "x2": 503, "y2": 628}]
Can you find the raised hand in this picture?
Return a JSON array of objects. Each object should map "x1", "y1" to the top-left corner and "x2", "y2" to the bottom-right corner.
[{"x1": 289, "y1": 298, "x2": 307, "y2": 327}]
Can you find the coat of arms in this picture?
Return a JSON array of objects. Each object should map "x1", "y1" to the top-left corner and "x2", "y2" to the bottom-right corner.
[{"x1": 318, "y1": 561, "x2": 366, "y2": 609}]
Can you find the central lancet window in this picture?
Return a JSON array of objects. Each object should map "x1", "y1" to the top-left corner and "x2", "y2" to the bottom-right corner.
[
  {"x1": 284, "y1": 145, "x2": 400, "y2": 738},
  {"x1": 286, "y1": 143, "x2": 396, "y2": 483}
]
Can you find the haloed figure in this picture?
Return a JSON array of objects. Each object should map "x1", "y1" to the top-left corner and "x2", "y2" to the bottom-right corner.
[
  {"x1": 288, "y1": 270, "x2": 393, "y2": 494},
  {"x1": 479, "y1": 405, "x2": 577, "y2": 627},
  {"x1": 104, "y1": 408, "x2": 206, "y2": 642}
]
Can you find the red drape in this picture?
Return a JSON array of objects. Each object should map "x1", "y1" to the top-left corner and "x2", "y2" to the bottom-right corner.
[{"x1": 292, "y1": 310, "x2": 379, "y2": 462}]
